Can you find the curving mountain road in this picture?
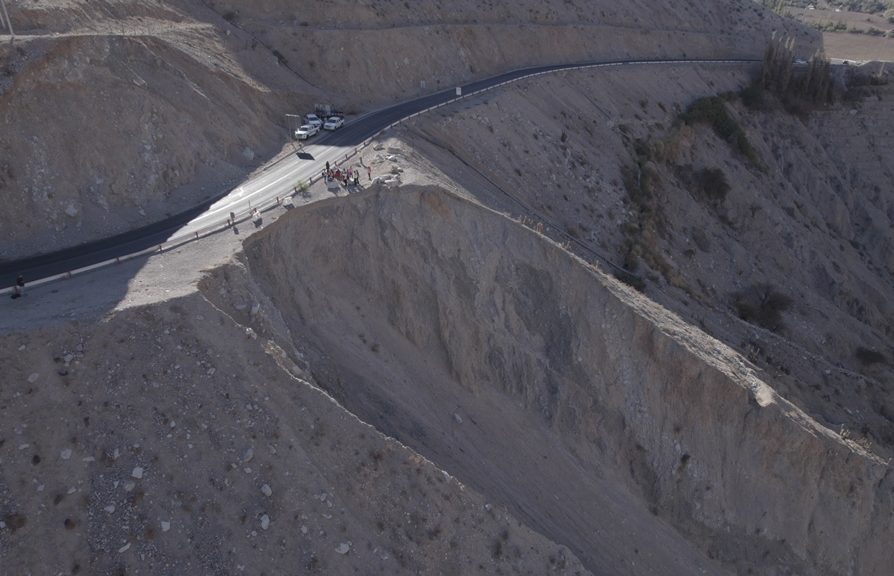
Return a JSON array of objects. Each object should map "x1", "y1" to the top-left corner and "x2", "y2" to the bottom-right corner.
[{"x1": 0, "y1": 57, "x2": 759, "y2": 290}]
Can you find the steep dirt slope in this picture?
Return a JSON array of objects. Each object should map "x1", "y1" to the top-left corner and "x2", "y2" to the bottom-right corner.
[
  {"x1": 209, "y1": 0, "x2": 817, "y2": 107},
  {"x1": 398, "y1": 63, "x2": 894, "y2": 458},
  {"x1": 0, "y1": 27, "x2": 312, "y2": 261},
  {"x1": 239, "y1": 187, "x2": 893, "y2": 576},
  {"x1": 0, "y1": 288, "x2": 589, "y2": 575}
]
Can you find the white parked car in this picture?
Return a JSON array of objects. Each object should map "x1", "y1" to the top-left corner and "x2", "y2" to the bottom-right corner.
[
  {"x1": 294, "y1": 124, "x2": 319, "y2": 140},
  {"x1": 323, "y1": 116, "x2": 344, "y2": 131},
  {"x1": 304, "y1": 113, "x2": 323, "y2": 128}
]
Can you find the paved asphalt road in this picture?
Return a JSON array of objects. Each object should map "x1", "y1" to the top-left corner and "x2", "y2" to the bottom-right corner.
[{"x1": 0, "y1": 57, "x2": 759, "y2": 289}]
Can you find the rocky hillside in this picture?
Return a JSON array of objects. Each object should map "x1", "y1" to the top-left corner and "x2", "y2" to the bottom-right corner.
[
  {"x1": 3, "y1": 182, "x2": 889, "y2": 575},
  {"x1": 207, "y1": 0, "x2": 817, "y2": 107},
  {"x1": 400, "y1": 61, "x2": 894, "y2": 460},
  {"x1": 0, "y1": 0, "x2": 815, "y2": 261},
  {"x1": 0, "y1": 287, "x2": 590, "y2": 575},
  {"x1": 8, "y1": 2, "x2": 892, "y2": 575},
  {"x1": 229, "y1": 185, "x2": 892, "y2": 575}
]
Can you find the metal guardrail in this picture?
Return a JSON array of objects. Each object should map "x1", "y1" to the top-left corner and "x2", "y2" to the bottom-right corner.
[{"x1": 1, "y1": 58, "x2": 756, "y2": 296}]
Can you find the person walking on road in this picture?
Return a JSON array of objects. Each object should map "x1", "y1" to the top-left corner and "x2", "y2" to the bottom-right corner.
[{"x1": 366, "y1": 166, "x2": 372, "y2": 181}]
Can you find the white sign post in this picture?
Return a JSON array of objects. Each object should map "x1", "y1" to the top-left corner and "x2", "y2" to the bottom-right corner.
[{"x1": 455, "y1": 86, "x2": 462, "y2": 97}]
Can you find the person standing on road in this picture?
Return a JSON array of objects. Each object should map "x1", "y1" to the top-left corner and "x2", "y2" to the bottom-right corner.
[
  {"x1": 366, "y1": 166, "x2": 372, "y2": 181},
  {"x1": 11, "y1": 275, "x2": 24, "y2": 299}
]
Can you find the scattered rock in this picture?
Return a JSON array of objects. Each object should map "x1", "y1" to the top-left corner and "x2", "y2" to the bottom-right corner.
[
  {"x1": 3, "y1": 513, "x2": 26, "y2": 531},
  {"x1": 27, "y1": 373, "x2": 40, "y2": 384},
  {"x1": 131, "y1": 466, "x2": 144, "y2": 479},
  {"x1": 335, "y1": 541, "x2": 351, "y2": 555},
  {"x1": 260, "y1": 514, "x2": 270, "y2": 530},
  {"x1": 118, "y1": 543, "x2": 131, "y2": 553},
  {"x1": 104, "y1": 504, "x2": 115, "y2": 514},
  {"x1": 60, "y1": 448, "x2": 72, "y2": 460},
  {"x1": 261, "y1": 484, "x2": 272, "y2": 497},
  {"x1": 161, "y1": 521, "x2": 171, "y2": 532},
  {"x1": 453, "y1": 412, "x2": 463, "y2": 424},
  {"x1": 243, "y1": 448, "x2": 254, "y2": 463},
  {"x1": 123, "y1": 481, "x2": 135, "y2": 492}
]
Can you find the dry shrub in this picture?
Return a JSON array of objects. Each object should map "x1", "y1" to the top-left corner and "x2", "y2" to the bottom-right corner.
[
  {"x1": 732, "y1": 283, "x2": 792, "y2": 332},
  {"x1": 856, "y1": 347, "x2": 887, "y2": 365},
  {"x1": 679, "y1": 97, "x2": 760, "y2": 167},
  {"x1": 675, "y1": 165, "x2": 730, "y2": 207}
]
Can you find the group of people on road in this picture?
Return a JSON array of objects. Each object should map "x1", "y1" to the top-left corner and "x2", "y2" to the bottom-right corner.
[
  {"x1": 7, "y1": 154, "x2": 386, "y2": 299},
  {"x1": 323, "y1": 160, "x2": 364, "y2": 188}
]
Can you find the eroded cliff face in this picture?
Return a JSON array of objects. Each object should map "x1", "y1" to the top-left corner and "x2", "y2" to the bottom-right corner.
[{"x1": 239, "y1": 187, "x2": 893, "y2": 575}]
